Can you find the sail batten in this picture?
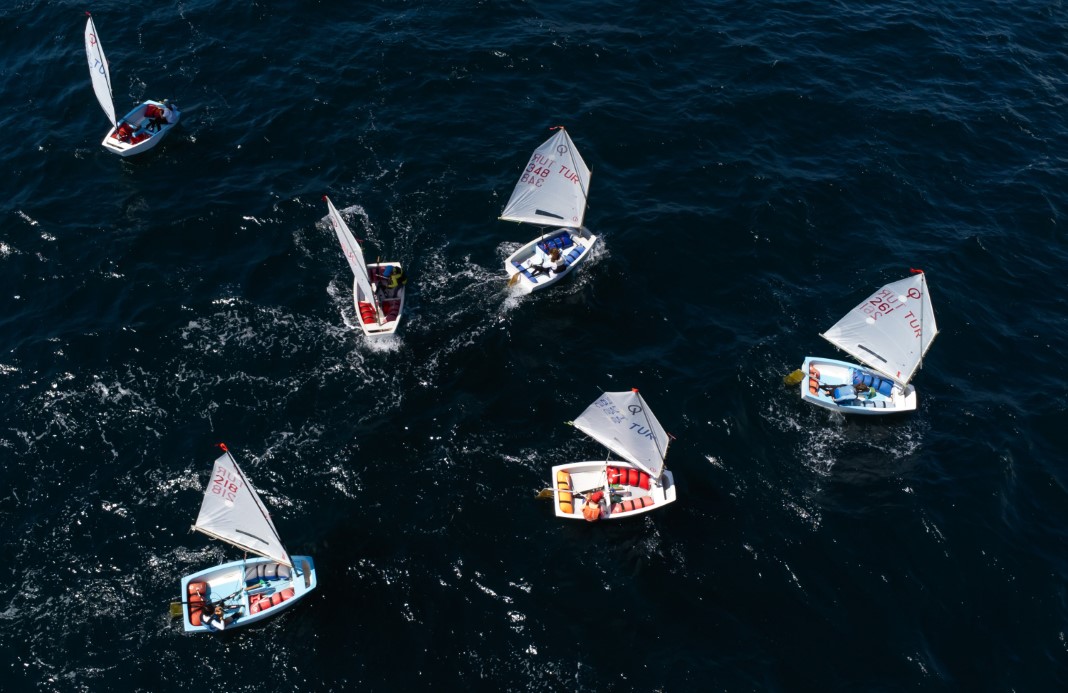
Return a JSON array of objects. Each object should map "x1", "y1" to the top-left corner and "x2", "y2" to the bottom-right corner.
[
  {"x1": 190, "y1": 527, "x2": 288, "y2": 566},
  {"x1": 573, "y1": 390, "x2": 669, "y2": 478},
  {"x1": 857, "y1": 344, "x2": 888, "y2": 363},
  {"x1": 500, "y1": 128, "x2": 591, "y2": 229},
  {"x1": 821, "y1": 273, "x2": 938, "y2": 385},
  {"x1": 84, "y1": 15, "x2": 116, "y2": 126},
  {"x1": 193, "y1": 450, "x2": 292, "y2": 568}
]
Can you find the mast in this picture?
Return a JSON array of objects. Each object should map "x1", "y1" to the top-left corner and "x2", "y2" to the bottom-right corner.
[
  {"x1": 323, "y1": 196, "x2": 384, "y2": 326},
  {"x1": 912, "y1": 268, "x2": 938, "y2": 375},
  {"x1": 219, "y1": 446, "x2": 287, "y2": 560},
  {"x1": 554, "y1": 126, "x2": 590, "y2": 223},
  {"x1": 633, "y1": 388, "x2": 669, "y2": 482}
]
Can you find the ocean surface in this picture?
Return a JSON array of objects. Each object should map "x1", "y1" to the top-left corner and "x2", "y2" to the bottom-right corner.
[{"x1": 2, "y1": 0, "x2": 1067, "y2": 690}]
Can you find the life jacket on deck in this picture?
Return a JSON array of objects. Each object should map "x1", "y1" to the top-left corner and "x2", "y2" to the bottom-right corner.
[{"x1": 187, "y1": 581, "x2": 208, "y2": 626}]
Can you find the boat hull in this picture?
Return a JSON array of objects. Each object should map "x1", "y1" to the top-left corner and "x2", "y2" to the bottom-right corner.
[
  {"x1": 180, "y1": 555, "x2": 317, "y2": 633},
  {"x1": 800, "y1": 356, "x2": 917, "y2": 415},
  {"x1": 102, "y1": 100, "x2": 180, "y2": 157},
  {"x1": 551, "y1": 461, "x2": 676, "y2": 521},
  {"x1": 354, "y1": 262, "x2": 405, "y2": 336},
  {"x1": 505, "y1": 228, "x2": 597, "y2": 294}
]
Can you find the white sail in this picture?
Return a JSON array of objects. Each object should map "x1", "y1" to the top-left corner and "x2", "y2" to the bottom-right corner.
[
  {"x1": 324, "y1": 196, "x2": 377, "y2": 303},
  {"x1": 573, "y1": 390, "x2": 669, "y2": 478},
  {"x1": 192, "y1": 449, "x2": 292, "y2": 568},
  {"x1": 84, "y1": 15, "x2": 116, "y2": 127},
  {"x1": 500, "y1": 128, "x2": 591, "y2": 229},
  {"x1": 821, "y1": 272, "x2": 938, "y2": 386}
]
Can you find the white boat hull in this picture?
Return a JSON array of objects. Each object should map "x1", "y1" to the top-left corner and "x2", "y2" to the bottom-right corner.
[
  {"x1": 505, "y1": 228, "x2": 597, "y2": 293},
  {"x1": 800, "y1": 356, "x2": 917, "y2": 415},
  {"x1": 551, "y1": 461, "x2": 676, "y2": 521},
  {"x1": 180, "y1": 556, "x2": 317, "y2": 633},
  {"x1": 355, "y1": 262, "x2": 405, "y2": 336},
  {"x1": 102, "y1": 101, "x2": 180, "y2": 157}
]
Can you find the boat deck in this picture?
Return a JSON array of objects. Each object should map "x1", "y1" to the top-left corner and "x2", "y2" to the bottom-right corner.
[
  {"x1": 181, "y1": 556, "x2": 317, "y2": 632},
  {"x1": 552, "y1": 462, "x2": 676, "y2": 520},
  {"x1": 506, "y1": 229, "x2": 596, "y2": 291},
  {"x1": 801, "y1": 357, "x2": 916, "y2": 414}
]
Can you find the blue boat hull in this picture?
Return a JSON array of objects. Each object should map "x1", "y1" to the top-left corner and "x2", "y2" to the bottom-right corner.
[{"x1": 180, "y1": 555, "x2": 317, "y2": 633}]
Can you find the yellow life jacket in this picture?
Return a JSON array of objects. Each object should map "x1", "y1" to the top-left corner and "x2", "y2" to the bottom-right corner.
[{"x1": 384, "y1": 268, "x2": 404, "y2": 289}]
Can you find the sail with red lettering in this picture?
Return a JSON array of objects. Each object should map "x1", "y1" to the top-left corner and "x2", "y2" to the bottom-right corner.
[
  {"x1": 500, "y1": 128, "x2": 590, "y2": 229},
  {"x1": 820, "y1": 272, "x2": 938, "y2": 386},
  {"x1": 192, "y1": 449, "x2": 292, "y2": 568}
]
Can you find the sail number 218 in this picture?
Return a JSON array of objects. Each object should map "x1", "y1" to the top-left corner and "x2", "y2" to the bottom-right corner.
[{"x1": 210, "y1": 464, "x2": 240, "y2": 503}]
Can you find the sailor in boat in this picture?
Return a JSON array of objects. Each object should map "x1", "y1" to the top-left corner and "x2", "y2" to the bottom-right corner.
[
  {"x1": 581, "y1": 491, "x2": 605, "y2": 522},
  {"x1": 818, "y1": 381, "x2": 877, "y2": 404},
  {"x1": 809, "y1": 364, "x2": 874, "y2": 401},
  {"x1": 147, "y1": 99, "x2": 177, "y2": 132},
  {"x1": 203, "y1": 602, "x2": 243, "y2": 631},
  {"x1": 529, "y1": 247, "x2": 565, "y2": 277},
  {"x1": 143, "y1": 103, "x2": 163, "y2": 129},
  {"x1": 161, "y1": 100, "x2": 178, "y2": 127},
  {"x1": 114, "y1": 121, "x2": 134, "y2": 143},
  {"x1": 378, "y1": 265, "x2": 406, "y2": 297}
]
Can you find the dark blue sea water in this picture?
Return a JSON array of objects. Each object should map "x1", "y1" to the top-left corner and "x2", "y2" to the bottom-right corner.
[{"x1": 2, "y1": 0, "x2": 1067, "y2": 690}]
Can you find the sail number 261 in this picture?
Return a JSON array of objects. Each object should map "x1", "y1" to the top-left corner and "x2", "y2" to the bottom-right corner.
[{"x1": 861, "y1": 289, "x2": 902, "y2": 322}]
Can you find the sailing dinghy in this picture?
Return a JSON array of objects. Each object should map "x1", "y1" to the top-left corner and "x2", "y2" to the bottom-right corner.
[
  {"x1": 801, "y1": 270, "x2": 938, "y2": 415},
  {"x1": 85, "y1": 13, "x2": 180, "y2": 157},
  {"x1": 179, "y1": 445, "x2": 317, "y2": 633},
  {"x1": 324, "y1": 196, "x2": 406, "y2": 337},
  {"x1": 502, "y1": 127, "x2": 598, "y2": 293},
  {"x1": 551, "y1": 389, "x2": 676, "y2": 521}
]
